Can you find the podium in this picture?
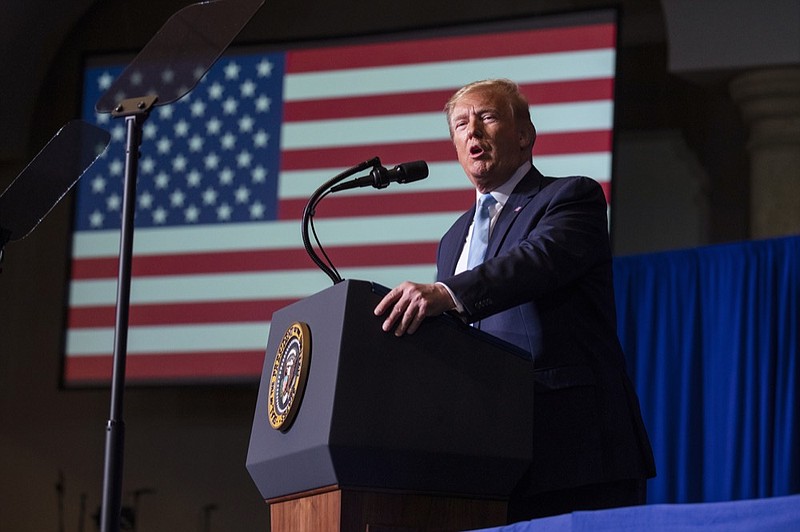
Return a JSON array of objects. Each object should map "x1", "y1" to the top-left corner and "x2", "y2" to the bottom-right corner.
[{"x1": 246, "y1": 280, "x2": 534, "y2": 531}]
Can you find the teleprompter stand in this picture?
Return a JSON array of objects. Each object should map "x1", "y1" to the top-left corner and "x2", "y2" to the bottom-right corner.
[
  {"x1": 92, "y1": 2, "x2": 265, "y2": 530},
  {"x1": 247, "y1": 280, "x2": 534, "y2": 531}
]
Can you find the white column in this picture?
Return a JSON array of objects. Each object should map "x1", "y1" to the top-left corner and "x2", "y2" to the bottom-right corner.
[{"x1": 730, "y1": 67, "x2": 800, "y2": 238}]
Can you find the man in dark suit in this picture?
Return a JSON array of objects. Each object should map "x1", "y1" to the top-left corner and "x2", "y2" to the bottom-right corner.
[{"x1": 374, "y1": 79, "x2": 655, "y2": 520}]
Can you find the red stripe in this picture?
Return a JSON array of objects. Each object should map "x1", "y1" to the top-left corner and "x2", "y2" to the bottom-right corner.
[
  {"x1": 281, "y1": 140, "x2": 455, "y2": 171},
  {"x1": 283, "y1": 79, "x2": 614, "y2": 122},
  {"x1": 277, "y1": 188, "x2": 472, "y2": 220},
  {"x1": 64, "y1": 351, "x2": 264, "y2": 384},
  {"x1": 70, "y1": 241, "x2": 440, "y2": 280},
  {"x1": 286, "y1": 24, "x2": 615, "y2": 72},
  {"x1": 68, "y1": 298, "x2": 296, "y2": 328},
  {"x1": 284, "y1": 88, "x2": 455, "y2": 122},
  {"x1": 600, "y1": 181, "x2": 612, "y2": 203},
  {"x1": 526, "y1": 78, "x2": 614, "y2": 107},
  {"x1": 280, "y1": 130, "x2": 611, "y2": 171},
  {"x1": 536, "y1": 130, "x2": 612, "y2": 156}
]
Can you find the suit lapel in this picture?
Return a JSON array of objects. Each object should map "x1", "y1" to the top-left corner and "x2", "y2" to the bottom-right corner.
[
  {"x1": 439, "y1": 209, "x2": 473, "y2": 278},
  {"x1": 439, "y1": 166, "x2": 546, "y2": 277},
  {"x1": 486, "y1": 166, "x2": 544, "y2": 258}
]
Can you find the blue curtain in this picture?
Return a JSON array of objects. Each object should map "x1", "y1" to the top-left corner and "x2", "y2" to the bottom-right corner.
[{"x1": 614, "y1": 236, "x2": 800, "y2": 504}]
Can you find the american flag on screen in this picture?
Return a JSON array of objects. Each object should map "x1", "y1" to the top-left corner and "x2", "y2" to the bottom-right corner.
[{"x1": 64, "y1": 18, "x2": 617, "y2": 385}]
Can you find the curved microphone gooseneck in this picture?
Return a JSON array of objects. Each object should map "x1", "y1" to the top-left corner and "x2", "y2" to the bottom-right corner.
[{"x1": 301, "y1": 157, "x2": 381, "y2": 284}]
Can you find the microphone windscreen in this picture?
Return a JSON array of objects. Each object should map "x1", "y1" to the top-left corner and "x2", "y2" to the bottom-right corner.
[{"x1": 396, "y1": 160, "x2": 428, "y2": 183}]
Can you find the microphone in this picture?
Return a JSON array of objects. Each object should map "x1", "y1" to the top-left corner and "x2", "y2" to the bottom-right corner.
[{"x1": 330, "y1": 160, "x2": 428, "y2": 192}]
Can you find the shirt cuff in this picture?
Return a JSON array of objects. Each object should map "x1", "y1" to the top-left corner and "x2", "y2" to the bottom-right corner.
[{"x1": 435, "y1": 281, "x2": 465, "y2": 314}]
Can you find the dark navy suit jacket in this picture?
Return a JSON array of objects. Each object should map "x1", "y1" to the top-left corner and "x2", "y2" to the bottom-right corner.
[{"x1": 437, "y1": 166, "x2": 655, "y2": 494}]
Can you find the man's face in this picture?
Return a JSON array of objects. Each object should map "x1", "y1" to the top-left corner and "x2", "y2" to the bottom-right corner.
[{"x1": 448, "y1": 88, "x2": 529, "y2": 194}]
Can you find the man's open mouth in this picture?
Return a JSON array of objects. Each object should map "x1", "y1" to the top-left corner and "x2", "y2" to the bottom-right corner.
[{"x1": 469, "y1": 144, "x2": 486, "y2": 157}]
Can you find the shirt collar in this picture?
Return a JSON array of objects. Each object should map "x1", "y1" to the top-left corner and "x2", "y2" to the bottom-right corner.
[{"x1": 475, "y1": 160, "x2": 532, "y2": 206}]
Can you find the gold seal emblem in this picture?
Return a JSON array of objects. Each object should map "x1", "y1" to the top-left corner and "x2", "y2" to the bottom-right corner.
[{"x1": 267, "y1": 322, "x2": 311, "y2": 431}]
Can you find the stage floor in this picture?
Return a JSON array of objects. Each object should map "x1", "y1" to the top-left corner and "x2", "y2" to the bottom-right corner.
[{"x1": 473, "y1": 494, "x2": 800, "y2": 531}]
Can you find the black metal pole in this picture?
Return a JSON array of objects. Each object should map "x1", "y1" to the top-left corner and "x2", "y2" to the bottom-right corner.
[
  {"x1": 56, "y1": 470, "x2": 65, "y2": 532},
  {"x1": 100, "y1": 98, "x2": 153, "y2": 532}
]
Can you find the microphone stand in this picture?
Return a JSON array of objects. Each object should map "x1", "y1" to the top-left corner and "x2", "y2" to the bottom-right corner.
[
  {"x1": 100, "y1": 95, "x2": 157, "y2": 532},
  {"x1": 301, "y1": 157, "x2": 380, "y2": 284}
]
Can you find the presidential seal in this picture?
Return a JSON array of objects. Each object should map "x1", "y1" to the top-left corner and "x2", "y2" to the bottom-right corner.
[{"x1": 267, "y1": 322, "x2": 311, "y2": 432}]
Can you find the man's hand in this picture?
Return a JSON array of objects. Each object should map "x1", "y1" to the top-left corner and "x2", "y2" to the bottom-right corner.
[{"x1": 374, "y1": 282, "x2": 455, "y2": 336}]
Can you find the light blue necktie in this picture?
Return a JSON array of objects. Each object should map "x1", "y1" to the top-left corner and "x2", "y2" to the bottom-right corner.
[{"x1": 467, "y1": 193, "x2": 497, "y2": 269}]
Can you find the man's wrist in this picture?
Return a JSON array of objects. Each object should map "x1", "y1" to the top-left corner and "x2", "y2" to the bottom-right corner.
[{"x1": 435, "y1": 281, "x2": 464, "y2": 313}]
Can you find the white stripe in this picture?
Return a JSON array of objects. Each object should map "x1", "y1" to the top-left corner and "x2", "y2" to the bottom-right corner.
[
  {"x1": 532, "y1": 101, "x2": 613, "y2": 135},
  {"x1": 68, "y1": 264, "x2": 437, "y2": 306},
  {"x1": 66, "y1": 322, "x2": 272, "y2": 356},
  {"x1": 71, "y1": 212, "x2": 461, "y2": 258},
  {"x1": 282, "y1": 111, "x2": 446, "y2": 148},
  {"x1": 281, "y1": 101, "x2": 613, "y2": 150},
  {"x1": 285, "y1": 50, "x2": 615, "y2": 101},
  {"x1": 535, "y1": 153, "x2": 612, "y2": 182}
]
